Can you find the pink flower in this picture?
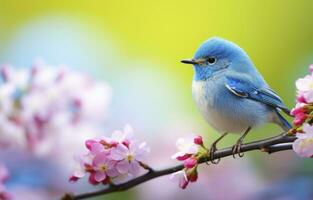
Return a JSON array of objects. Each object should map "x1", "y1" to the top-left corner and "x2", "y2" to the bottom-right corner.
[
  {"x1": 293, "y1": 124, "x2": 313, "y2": 157},
  {"x1": 92, "y1": 152, "x2": 119, "y2": 182},
  {"x1": 71, "y1": 124, "x2": 150, "y2": 186},
  {"x1": 172, "y1": 136, "x2": 200, "y2": 160},
  {"x1": 295, "y1": 74, "x2": 313, "y2": 103},
  {"x1": 296, "y1": 75, "x2": 313, "y2": 92},
  {"x1": 110, "y1": 142, "x2": 149, "y2": 175},
  {"x1": 169, "y1": 170, "x2": 189, "y2": 189}
]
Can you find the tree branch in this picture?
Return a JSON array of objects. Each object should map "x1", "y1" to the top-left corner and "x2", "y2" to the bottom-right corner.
[{"x1": 62, "y1": 133, "x2": 296, "y2": 200}]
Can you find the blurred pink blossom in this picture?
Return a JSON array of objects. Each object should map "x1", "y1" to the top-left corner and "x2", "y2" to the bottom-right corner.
[{"x1": 0, "y1": 63, "x2": 111, "y2": 168}]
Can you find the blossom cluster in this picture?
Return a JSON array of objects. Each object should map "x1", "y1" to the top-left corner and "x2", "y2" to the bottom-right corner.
[
  {"x1": 0, "y1": 63, "x2": 111, "y2": 160},
  {"x1": 170, "y1": 135, "x2": 206, "y2": 189},
  {"x1": 70, "y1": 124, "x2": 150, "y2": 185},
  {"x1": 291, "y1": 65, "x2": 313, "y2": 157},
  {"x1": 0, "y1": 164, "x2": 10, "y2": 200}
]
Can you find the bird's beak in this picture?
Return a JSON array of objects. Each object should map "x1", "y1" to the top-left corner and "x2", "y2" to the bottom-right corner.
[{"x1": 181, "y1": 59, "x2": 198, "y2": 65}]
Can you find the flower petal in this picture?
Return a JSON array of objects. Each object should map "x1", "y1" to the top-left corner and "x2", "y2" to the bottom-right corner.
[
  {"x1": 110, "y1": 144, "x2": 129, "y2": 160},
  {"x1": 94, "y1": 171, "x2": 107, "y2": 182},
  {"x1": 128, "y1": 161, "x2": 140, "y2": 175},
  {"x1": 116, "y1": 160, "x2": 130, "y2": 174}
]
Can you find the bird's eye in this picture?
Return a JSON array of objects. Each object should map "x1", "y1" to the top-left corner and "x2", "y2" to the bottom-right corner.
[{"x1": 207, "y1": 56, "x2": 217, "y2": 65}]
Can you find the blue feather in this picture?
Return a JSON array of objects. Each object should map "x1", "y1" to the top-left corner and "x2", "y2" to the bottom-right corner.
[{"x1": 225, "y1": 76, "x2": 290, "y2": 115}]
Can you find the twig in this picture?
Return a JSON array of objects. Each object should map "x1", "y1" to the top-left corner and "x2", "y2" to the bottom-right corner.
[{"x1": 62, "y1": 133, "x2": 296, "y2": 200}]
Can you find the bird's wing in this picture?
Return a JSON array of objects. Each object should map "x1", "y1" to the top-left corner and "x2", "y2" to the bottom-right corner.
[{"x1": 225, "y1": 76, "x2": 291, "y2": 115}]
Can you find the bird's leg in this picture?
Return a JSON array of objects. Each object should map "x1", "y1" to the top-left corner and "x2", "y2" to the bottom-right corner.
[
  {"x1": 209, "y1": 132, "x2": 228, "y2": 164},
  {"x1": 232, "y1": 127, "x2": 251, "y2": 158}
]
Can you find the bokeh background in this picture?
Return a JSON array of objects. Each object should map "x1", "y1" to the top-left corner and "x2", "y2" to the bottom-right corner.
[{"x1": 1, "y1": 0, "x2": 313, "y2": 200}]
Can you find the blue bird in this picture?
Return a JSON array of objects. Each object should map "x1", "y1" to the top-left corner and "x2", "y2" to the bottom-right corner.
[{"x1": 181, "y1": 37, "x2": 291, "y2": 161}]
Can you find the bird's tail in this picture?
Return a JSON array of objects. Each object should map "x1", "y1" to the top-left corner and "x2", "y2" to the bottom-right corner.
[
  {"x1": 274, "y1": 109, "x2": 292, "y2": 131},
  {"x1": 280, "y1": 107, "x2": 292, "y2": 117}
]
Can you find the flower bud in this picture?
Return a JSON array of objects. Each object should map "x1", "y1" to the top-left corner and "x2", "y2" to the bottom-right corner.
[
  {"x1": 176, "y1": 154, "x2": 191, "y2": 161},
  {"x1": 193, "y1": 135, "x2": 203, "y2": 145},
  {"x1": 291, "y1": 107, "x2": 305, "y2": 116},
  {"x1": 296, "y1": 95, "x2": 307, "y2": 104},
  {"x1": 179, "y1": 179, "x2": 189, "y2": 189},
  {"x1": 293, "y1": 113, "x2": 308, "y2": 126},
  {"x1": 187, "y1": 168, "x2": 198, "y2": 182},
  {"x1": 184, "y1": 157, "x2": 198, "y2": 169}
]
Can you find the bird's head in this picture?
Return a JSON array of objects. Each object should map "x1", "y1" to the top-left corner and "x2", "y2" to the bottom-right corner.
[{"x1": 182, "y1": 37, "x2": 252, "y2": 81}]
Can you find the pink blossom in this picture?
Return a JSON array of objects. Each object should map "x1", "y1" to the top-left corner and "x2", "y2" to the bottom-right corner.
[
  {"x1": 293, "y1": 124, "x2": 313, "y2": 157},
  {"x1": 71, "y1": 124, "x2": 150, "y2": 186},
  {"x1": 295, "y1": 74, "x2": 313, "y2": 103},
  {"x1": 110, "y1": 142, "x2": 150, "y2": 175},
  {"x1": 172, "y1": 136, "x2": 200, "y2": 160},
  {"x1": 169, "y1": 170, "x2": 189, "y2": 189},
  {"x1": 170, "y1": 135, "x2": 206, "y2": 189},
  {"x1": 296, "y1": 75, "x2": 313, "y2": 92},
  {"x1": 92, "y1": 152, "x2": 119, "y2": 182}
]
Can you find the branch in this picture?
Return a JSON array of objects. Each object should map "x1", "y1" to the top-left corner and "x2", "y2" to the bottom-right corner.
[{"x1": 62, "y1": 133, "x2": 296, "y2": 200}]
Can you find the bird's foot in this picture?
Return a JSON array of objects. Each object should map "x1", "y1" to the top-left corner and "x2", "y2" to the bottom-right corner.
[
  {"x1": 208, "y1": 143, "x2": 220, "y2": 164},
  {"x1": 232, "y1": 141, "x2": 244, "y2": 158}
]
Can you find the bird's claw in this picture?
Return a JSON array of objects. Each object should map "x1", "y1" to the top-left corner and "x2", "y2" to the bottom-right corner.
[
  {"x1": 208, "y1": 144, "x2": 220, "y2": 164},
  {"x1": 232, "y1": 142, "x2": 244, "y2": 158}
]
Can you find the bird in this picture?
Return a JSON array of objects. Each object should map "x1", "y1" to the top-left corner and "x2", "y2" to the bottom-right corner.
[{"x1": 181, "y1": 37, "x2": 291, "y2": 162}]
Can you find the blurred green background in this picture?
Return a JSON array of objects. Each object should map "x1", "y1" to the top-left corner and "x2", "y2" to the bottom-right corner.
[{"x1": 1, "y1": 0, "x2": 313, "y2": 199}]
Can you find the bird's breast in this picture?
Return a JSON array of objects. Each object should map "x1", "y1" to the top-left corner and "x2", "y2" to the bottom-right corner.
[{"x1": 192, "y1": 79, "x2": 269, "y2": 134}]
